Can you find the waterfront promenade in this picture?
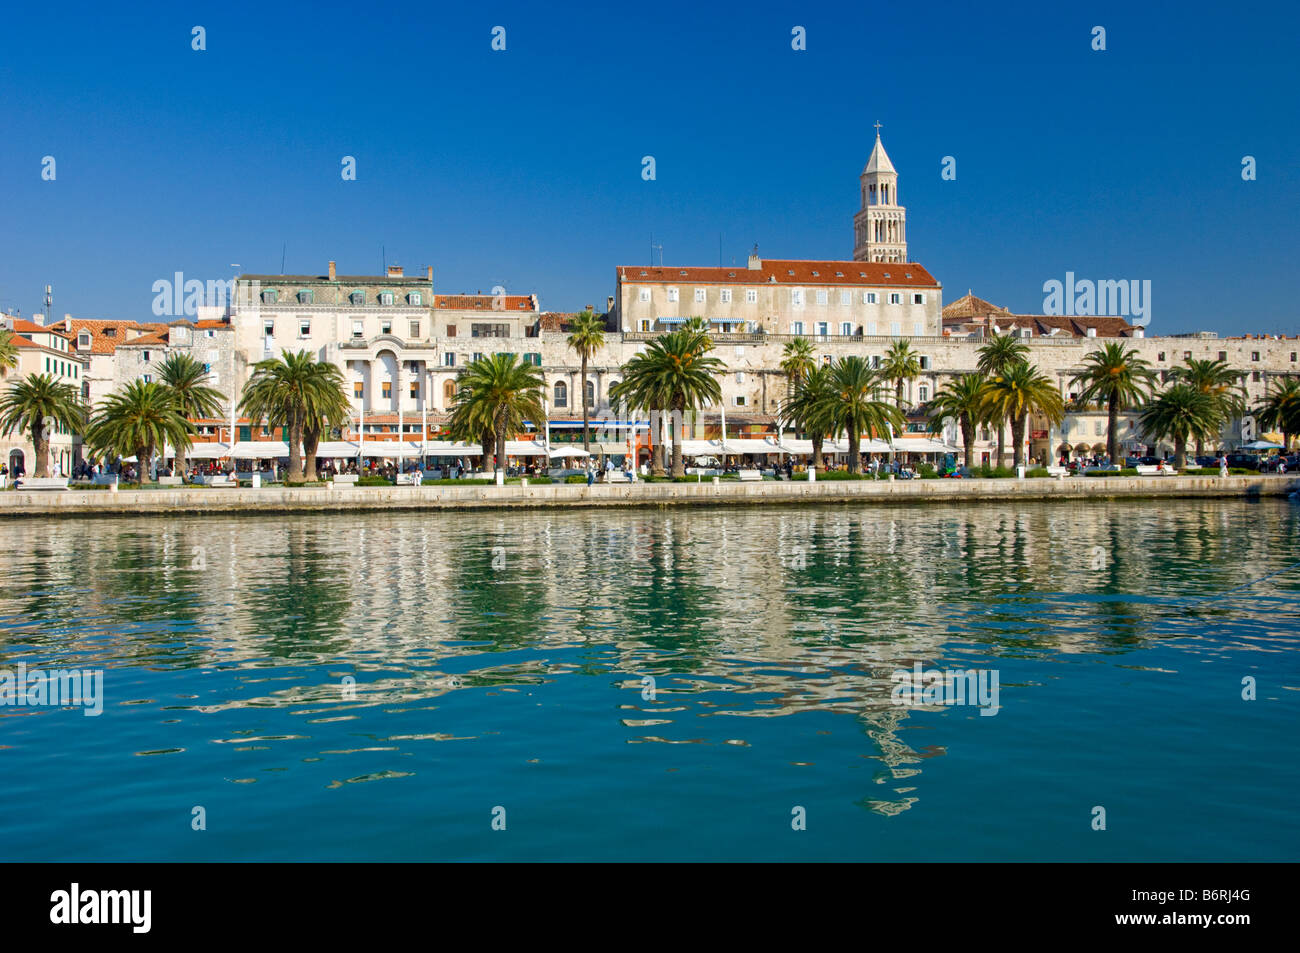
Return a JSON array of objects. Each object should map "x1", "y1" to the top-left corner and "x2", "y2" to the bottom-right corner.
[{"x1": 0, "y1": 474, "x2": 1293, "y2": 518}]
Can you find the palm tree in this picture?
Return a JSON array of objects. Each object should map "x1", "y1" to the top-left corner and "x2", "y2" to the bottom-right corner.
[
  {"x1": 979, "y1": 360, "x2": 1065, "y2": 467},
  {"x1": 780, "y1": 364, "x2": 838, "y2": 470},
  {"x1": 1139, "y1": 384, "x2": 1223, "y2": 469},
  {"x1": 1254, "y1": 377, "x2": 1300, "y2": 451},
  {"x1": 1170, "y1": 358, "x2": 1247, "y2": 455},
  {"x1": 976, "y1": 334, "x2": 1030, "y2": 467},
  {"x1": 565, "y1": 309, "x2": 606, "y2": 453},
  {"x1": 609, "y1": 356, "x2": 669, "y2": 477},
  {"x1": 928, "y1": 374, "x2": 987, "y2": 468},
  {"x1": 156, "y1": 353, "x2": 225, "y2": 478},
  {"x1": 238, "y1": 350, "x2": 319, "y2": 482},
  {"x1": 821, "y1": 357, "x2": 906, "y2": 473},
  {"x1": 0, "y1": 373, "x2": 85, "y2": 478},
  {"x1": 880, "y1": 340, "x2": 921, "y2": 408},
  {"x1": 1069, "y1": 342, "x2": 1156, "y2": 463},
  {"x1": 614, "y1": 329, "x2": 723, "y2": 477},
  {"x1": 0, "y1": 329, "x2": 18, "y2": 378},
  {"x1": 84, "y1": 380, "x2": 193, "y2": 485},
  {"x1": 300, "y1": 361, "x2": 351, "y2": 481},
  {"x1": 780, "y1": 338, "x2": 815, "y2": 399},
  {"x1": 448, "y1": 353, "x2": 546, "y2": 477}
]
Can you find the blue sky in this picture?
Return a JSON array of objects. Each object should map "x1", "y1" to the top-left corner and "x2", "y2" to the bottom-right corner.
[{"x1": 1, "y1": 0, "x2": 1296, "y2": 335}]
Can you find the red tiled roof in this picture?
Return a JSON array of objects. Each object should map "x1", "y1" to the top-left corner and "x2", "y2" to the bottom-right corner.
[
  {"x1": 7, "y1": 317, "x2": 73, "y2": 338},
  {"x1": 61, "y1": 318, "x2": 152, "y2": 354},
  {"x1": 617, "y1": 259, "x2": 940, "y2": 288},
  {"x1": 434, "y1": 294, "x2": 536, "y2": 311}
]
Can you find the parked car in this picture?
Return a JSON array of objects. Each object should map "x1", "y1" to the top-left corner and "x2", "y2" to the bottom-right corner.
[
  {"x1": 1224, "y1": 453, "x2": 1260, "y2": 471},
  {"x1": 1194, "y1": 455, "x2": 1222, "y2": 467},
  {"x1": 1259, "y1": 454, "x2": 1300, "y2": 472}
]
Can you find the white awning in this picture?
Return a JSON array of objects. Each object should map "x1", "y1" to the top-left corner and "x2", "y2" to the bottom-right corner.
[
  {"x1": 549, "y1": 446, "x2": 590, "y2": 459},
  {"x1": 230, "y1": 441, "x2": 290, "y2": 459},
  {"x1": 356, "y1": 440, "x2": 424, "y2": 457},
  {"x1": 681, "y1": 439, "x2": 726, "y2": 457},
  {"x1": 893, "y1": 438, "x2": 960, "y2": 454},
  {"x1": 421, "y1": 440, "x2": 482, "y2": 455},
  {"x1": 183, "y1": 442, "x2": 230, "y2": 460},
  {"x1": 505, "y1": 440, "x2": 550, "y2": 457},
  {"x1": 721, "y1": 437, "x2": 786, "y2": 455},
  {"x1": 315, "y1": 441, "x2": 359, "y2": 457}
]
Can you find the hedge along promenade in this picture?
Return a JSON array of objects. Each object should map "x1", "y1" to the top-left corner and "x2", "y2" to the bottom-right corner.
[{"x1": 0, "y1": 474, "x2": 1294, "y2": 520}]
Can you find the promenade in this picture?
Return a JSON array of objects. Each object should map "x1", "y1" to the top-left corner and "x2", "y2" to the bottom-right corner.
[{"x1": 0, "y1": 474, "x2": 1293, "y2": 519}]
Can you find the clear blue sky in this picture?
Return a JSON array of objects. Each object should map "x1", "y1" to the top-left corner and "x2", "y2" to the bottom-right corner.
[{"x1": 1, "y1": 0, "x2": 1296, "y2": 335}]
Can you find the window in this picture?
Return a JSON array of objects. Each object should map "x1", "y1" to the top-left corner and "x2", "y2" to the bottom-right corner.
[
  {"x1": 261, "y1": 289, "x2": 277, "y2": 304},
  {"x1": 354, "y1": 382, "x2": 364, "y2": 398},
  {"x1": 694, "y1": 288, "x2": 706, "y2": 303},
  {"x1": 409, "y1": 320, "x2": 421, "y2": 338},
  {"x1": 736, "y1": 371, "x2": 745, "y2": 384},
  {"x1": 553, "y1": 381, "x2": 568, "y2": 407},
  {"x1": 1094, "y1": 421, "x2": 1104, "y2": 436},
  {"x1": 913, "y1": 322, "x2": 924, "y2": 336},
  {"x1": 263, "y1": 320, "x2": 274, "y2": 338},
  {"x1": 382, "y1": 382, "x2": 392, "y2": 398},
  {"x1": 352, "y1": 320, "x2": 364, "y2": 338},
  {"x1": 920, "y1": 356, "x2": 931, "y2": 370},
  {"x1": 889, "y1": 322, "x2": 901, "y2": 336},
  {"x1": 889, "y1": 293, "x2": 901, "y2": 305},
  {"x1": 816, "y1": 290, "x2": 828, "y2": 306},
  {"x1": 791, "y1": 321, "x2": 805, "y2": 335},
  {"x1": 77, "y1": 332, "x2": 91, "y2": 348},
  {"x1": 1292, "y1": 353, "x2": 1297, "y2": 363},
  {"x1": 103, "y1": 327, "x2": 116, "y2": 338},
  {"x1": 442, "y1": 353, "x2": 456, "y2": 367},
  {"x1": 720, "y1": 289, "x2": 732, "y2": 303},
  {"x1": 472, "y1": 323, "x2": 510, "y2": 338},
  {"x1": 639, "y1": 289, "x2": 651, "y2": 303},
  {"x1": 350, "y1": 291, "x2": 366, "y2": 306},
  {"x1": 1184, "y1": 350, "x2": 1192, "y2": 360},
  {"x1": 871, "y1": 356, "x2": 881, "y2": 369},
  {"x1": 381, "y1": 320, "x2": 392, "y2": 335},
  {"x1": 585, "y1": 380, "x2": 595, "y2": 408},
  {"x1": 1219, "y1": 351, "x2": 1228, "y2": 361},
  {"x1": 206, "y1": 329, "x2": 215, "y2": 338},
  {"x1": 913, "y1": 293, "x2": 925, "y2": 305},
  {"x1": 745, "y1": 289, "x2": 757, "y2": 304},
  {"x1": 864, "y1": 292, "x2": 878, "y2": 304},
  {"x1": 299, "y1": 319, "x2": 311, "y2": 337},
  {"x1": 734, "y1": 395, "x2": 747, "y2": 407},
  {"x1": 142, "y1": 350, "x2": 151, "y2": 362},
  {"x1": 918, "y1": 385, "x2": 929, "y2": 403},
  {"x1": 791, "y1": 289, "x2": 805, "y2": 309},
  {"x1": 143, "y1": 374, "x2": 152, "y2": 383},
  {"x1": 472, "y1": 352, "x2": 484, "y2": 363},
  {"x1": 1252, "y1": 371, "x2": 1262, "y2": 382},
  {"x1": 1252, "y1": 351, "x2": 1260, "y2": 361},
  {"x1": 841, "y1": 322, "x2": 853, "y2": 336},
  {"x1": 298, "y1": 290, "x2": 313, "y2": 304},
  {"x1": 667, "y1": 287, "x2": 679, "y2": 303},
  {"x1": 410, "y1": 382, "x2": 419, "y2": 398},
  {"x1": 735, "y1": 345, "x2": 745, "y2": 357},
  {"x1": 867, "y1": 321, "x2": 878, "y2": 335},
  {"x1": 408, "y1": 292, "x2": 422, "y2": 305},
  {"x1": 822, "y1": 355, "x2": 832, "y2": 366},
  {"x1": 1157, "y1": 351, "x2": 1165, "y2": 362},
  {"x1": 446, "y1": 324, "x2": 457, "y2": 338},
  {"x1": 639, "y1": 319, "x2": 652, "y2": 332},
  {"x1": 379, "y1": 292, "x2": 394, "y2": 306},
  {"x1": 443, "y1": 381, "x2": 456, "y2": 403},
  {"x1": 816, "y1": 322, "x2": 829, "y2": 339},
  {"x1": 840, "y1": 290, "x2": 851, "y2": 306}
]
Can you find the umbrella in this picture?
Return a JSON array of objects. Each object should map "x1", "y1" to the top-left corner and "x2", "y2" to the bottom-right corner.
[{"x1": 1241, "y1": 439, "x2": 1283, "y2": 451}]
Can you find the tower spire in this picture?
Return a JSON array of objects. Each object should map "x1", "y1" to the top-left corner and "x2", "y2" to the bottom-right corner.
[{"x1": 853, "y1": 125, "x2": 907, "y2": 263}]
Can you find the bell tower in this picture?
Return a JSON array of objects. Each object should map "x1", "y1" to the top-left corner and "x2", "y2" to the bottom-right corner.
[{"x1": 853, "y1": 123, "x2": 908, "y2": 263}]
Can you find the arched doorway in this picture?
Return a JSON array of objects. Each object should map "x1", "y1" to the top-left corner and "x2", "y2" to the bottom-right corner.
[{"x1": 8, "y1": 449, "x2": 25, "y2": 475}]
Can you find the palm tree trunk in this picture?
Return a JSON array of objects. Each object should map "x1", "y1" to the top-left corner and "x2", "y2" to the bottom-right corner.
[
  {"x1": 670, "y1": 400, "x2": 685, "y2": 478},
  {"x1": 175, "y1": 445, "x2": 188, "y2": 482},
  {"x1": 136, "y1": 445, "x2": 148, "y2": 485},
  {"x1": 32, "y1": 424, "x2": 50, "y2": 478},
  {"x1": 996, "y1": 421, "x2": 1006, "y2": 469},
  {"x1": 496, "y1": 418, "x2": 507, "y2": 478},
  {"x1": 581, "y1": 355, "x2": 590, "y2": 452},
  {"x1": 896, "y1": 381, "x2": 904, "y2": 407},
  {"x1": 303, "y1": 425, "x2": 320, "y2": 481},
  {"x1": 962, "y1": 417, "x2": 974, "y2": 469},
  {"x1": 812, "y1": 434, "x2": 823, "y2": 472},
  {"x1": 651, "y1": 410, "x2": 666, "y2": 477},
  {"x1": 1174, "y1": 436, "x2": 1188, "y2": 470},
  {"x1": 287, "y1": 415, "x2": 305, "y2": 482},
  {"x1": 1107, "y1": 393, "x2": 1120, "y2": 464},
  {"x1": 848, "y1": 429, "x2": 861, "y2": 474},
  {"x1": 1012, "y1": 414, "x2": 1027, "y2": 467}
]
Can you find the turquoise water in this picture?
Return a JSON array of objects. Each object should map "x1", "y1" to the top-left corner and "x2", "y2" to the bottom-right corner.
[{"x1": 1, "y1": 500, "x2": 1297, "y2": 861}]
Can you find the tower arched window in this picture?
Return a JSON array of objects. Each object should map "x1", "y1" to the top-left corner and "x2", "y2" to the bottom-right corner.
[{"x1": 553, "y1": 381, "x2": 567, "y2": 408}]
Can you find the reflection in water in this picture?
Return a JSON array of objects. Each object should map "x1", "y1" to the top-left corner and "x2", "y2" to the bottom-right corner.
[{"x1": 1, "y1": 499, "x2": 1298, "y2": 859}]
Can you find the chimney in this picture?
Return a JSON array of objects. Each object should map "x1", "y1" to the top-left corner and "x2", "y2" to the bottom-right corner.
[
  {"x1": 1085, "y1": 327, "x2": 1097, "y2": 338},
  {"x1": 747, "y1": 247, "x2": 761, "y2": 270},
  {"x1": 607, "y1": 295, "x2": 615, "y2": 312},
  {"x1": 328, "y1": 261, "x2": 336, "y2": 280},
  {"x1": 1133, "y1": 328, "x2": 1145, "y2": 339},
  {"x1": 426, "y1": 266, "x2": 433, "y2": 281},
  {"x1": 387, "y1": 265, "x2": 404, "y2": 277}
]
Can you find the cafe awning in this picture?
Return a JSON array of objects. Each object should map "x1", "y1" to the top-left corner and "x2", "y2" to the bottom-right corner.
[{"x1": 230, "y1": 441, "x2": 290, "y2": 459}]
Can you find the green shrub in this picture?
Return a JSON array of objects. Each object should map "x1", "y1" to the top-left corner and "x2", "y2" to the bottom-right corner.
[
  {"x1": 1025, "y1": 468, "x2": 1052, "y2": 478},
  {"x1": 918, "y1": 463, "x2": 937, "y2": 479},
  {"x1": 356, "y1": 476, "x2": 392, "y2": 486},
  {"x1": 565, "y1": 474, "x2": 589, "y2": 484},
  {"x1": 973, "y1": 465, "x2": 1017, "y2": 479}
]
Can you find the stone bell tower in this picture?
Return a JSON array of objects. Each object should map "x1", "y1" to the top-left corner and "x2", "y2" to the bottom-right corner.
[{"x1": 853, "y1": 123, "x2": 907, "y2": 263}]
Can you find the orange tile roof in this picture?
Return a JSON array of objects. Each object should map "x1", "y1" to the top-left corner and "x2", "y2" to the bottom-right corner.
[
  {"x1": 618, "y1": 259, "x2": 940, "y2": 287},
  {"x1": 61, "y1": 318, "x2": 152, "y2": 354},
  {"x1": 434, "y1": 294, "x2": 536, "y2": 311},
  {"x1": 7, "y1": 317, "x2": 73, "y2": 338}
]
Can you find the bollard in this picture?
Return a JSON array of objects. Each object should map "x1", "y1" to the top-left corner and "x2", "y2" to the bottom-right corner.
[
  {"x1": 808, "y1": 465, "x2": 817, "y2": 483},
  {"x1": 712, "y1": 476, "x2": 720, "y2": 485},
  {"x1": 521, "y1": 478, "x2": 529, "y2": 487},
  {"x1": 1017, "y1": 465, "x2": 1026, "y2": 480}
]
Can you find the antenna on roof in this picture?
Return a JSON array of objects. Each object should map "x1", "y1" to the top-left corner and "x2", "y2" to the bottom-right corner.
[{"x1": 280, "y1": 244, "x2": 286, "y2": 274}]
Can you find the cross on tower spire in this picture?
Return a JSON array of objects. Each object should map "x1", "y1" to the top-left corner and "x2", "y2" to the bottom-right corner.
[{"x1": 874, "y1": 120, "x2": 882, "y2": 136}]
